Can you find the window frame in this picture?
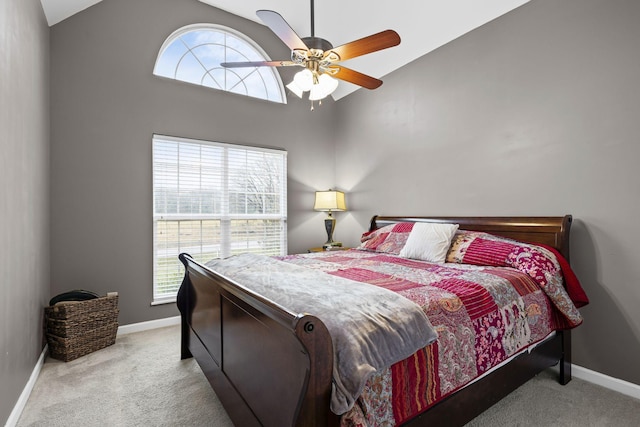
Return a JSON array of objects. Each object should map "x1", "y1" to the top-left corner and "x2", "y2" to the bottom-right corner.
[
  {"x1": 153, "y1": 23, "x2": 287, "y2": 104},
  {"x1": 152, "y1": 134, "x2": 288, "y2": 305}
]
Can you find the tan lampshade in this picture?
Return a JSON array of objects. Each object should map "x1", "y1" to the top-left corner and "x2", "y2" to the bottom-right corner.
[{"x1": 314, "y1": 190, "x2": 347, "y2": 212}]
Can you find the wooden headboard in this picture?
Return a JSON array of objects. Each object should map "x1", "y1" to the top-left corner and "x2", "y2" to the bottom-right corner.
[{"x1": 369, "y1": 215, "x2": 573, "y2": 261}]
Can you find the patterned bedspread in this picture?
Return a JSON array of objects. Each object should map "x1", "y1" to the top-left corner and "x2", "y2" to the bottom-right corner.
[
  {"x1": 278, "y1": 249, "x2": 582, "y2": 426},
  {"x1": 205, "y1": 253, "x2": 438, "y2": 414}
]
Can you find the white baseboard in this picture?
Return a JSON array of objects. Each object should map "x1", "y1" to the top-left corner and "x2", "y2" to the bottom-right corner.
[
  {"x1": 5, "y1": 345, "x2": 48, "y2": 427},
  {"x1": 116, "y1": 315, "x2": 181, "y2": 336},
  {"x1": 572, "y1": 364, "x2": 640, "y2": 401}
]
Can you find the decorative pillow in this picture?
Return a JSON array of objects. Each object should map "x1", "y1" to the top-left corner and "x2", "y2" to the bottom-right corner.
[
  {"x1": 446, "y1": 230, "x2": 547, "y2": 266},
  {"x1": 357, "y1": 222, "x2": 414, "y2": 255},
  {"x1": 399, "y1": 223, "x2": 459, "y2": 263},
  {"x1": 446, "y1": 230, "x2": 554, "y2": 266},
  {"x1": 446, "y1": 230, "x2": 486, "y2": 263},
  {"x1": 445, "y1": 230, "x2": 587, "y2": 326},
  {"x1": 447, "y1": 232, "x2": 518, "y2": 266}
]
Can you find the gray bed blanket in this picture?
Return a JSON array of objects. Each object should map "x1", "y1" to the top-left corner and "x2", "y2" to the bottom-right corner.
[{"x1": 205, "y1": 253, "x2": 438, "y2": 414}]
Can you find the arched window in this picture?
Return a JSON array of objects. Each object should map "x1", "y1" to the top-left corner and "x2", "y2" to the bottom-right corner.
[{"x1": 154, "y1": 24, "x2": 286, "y2": 104}]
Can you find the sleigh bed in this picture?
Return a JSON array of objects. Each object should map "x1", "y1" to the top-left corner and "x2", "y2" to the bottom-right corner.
[{"x1": 177, "y1": 215, "x2": 586, "y2": 427}]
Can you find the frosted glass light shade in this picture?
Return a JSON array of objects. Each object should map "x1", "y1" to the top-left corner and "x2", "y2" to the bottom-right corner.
[
  {"x1": 293, "y1": 69, "x2": 314, "y2": 92},
  {"x1": 309, "y1": 74, "x2": 339, "y2": 101},
  {"x1": 288, "y1": 70, "x2": 339, "y2": 101},
  {"x1": 286, "y1": 80, "x2": 304, "y2": 98}
]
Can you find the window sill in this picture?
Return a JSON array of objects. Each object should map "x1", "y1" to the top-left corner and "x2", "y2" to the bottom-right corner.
[{"x1": 151, "y1": 298, "x2": 176, "y2": 306}]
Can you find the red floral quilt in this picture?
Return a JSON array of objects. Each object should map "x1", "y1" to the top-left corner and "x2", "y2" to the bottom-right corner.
[{"x1": 278, "y1": 245, "x2": 584, "y2": 426}]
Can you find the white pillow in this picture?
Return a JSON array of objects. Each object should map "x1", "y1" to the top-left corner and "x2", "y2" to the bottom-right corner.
[{"x1": 399, "y1": 222, "x2": 459, "y2": 263}]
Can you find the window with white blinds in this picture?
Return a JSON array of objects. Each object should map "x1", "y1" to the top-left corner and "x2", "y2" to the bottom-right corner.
[{"x1": 152, "y1": 134, "x2": 287, "y2": 303}]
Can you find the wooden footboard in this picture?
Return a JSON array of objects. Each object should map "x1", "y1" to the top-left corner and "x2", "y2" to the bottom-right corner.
[
  {"x1": 177, "y1": 253, "x2": 340, "y2": 427},
  {"x1": 177, "y1": 216, "x2": 574, "y2": 427}
]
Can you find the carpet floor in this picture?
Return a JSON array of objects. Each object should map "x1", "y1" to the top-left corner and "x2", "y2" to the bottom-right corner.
[{"x1": 17, "y1": 325, "x2": 640, "y2": 426}]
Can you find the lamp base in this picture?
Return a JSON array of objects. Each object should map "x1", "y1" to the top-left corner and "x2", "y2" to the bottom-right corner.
[
  {"x1": 323, "y1": 215, "x2": 340, "y2": 249},
  {"x1": 322, "y1": 241, "x2": 343, "y2": 250}
]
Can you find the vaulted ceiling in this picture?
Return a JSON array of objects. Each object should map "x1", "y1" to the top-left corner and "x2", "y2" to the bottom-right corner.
[{"x1": 39, "y1": 0, "x2": 530, "y2": 100}]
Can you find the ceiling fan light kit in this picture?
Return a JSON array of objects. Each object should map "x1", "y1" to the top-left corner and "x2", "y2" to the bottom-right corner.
[
  {"x1": 221, "y1": 0, "x2": 400, "y2": 107},
  {"x1": 285, "y1": 80, "x2": 304, "y2": 98},
  {"x1": 293, "y1": 68, "x2": 314, "y2": 92},
  {"x1": 287, "y1": 67, "x2": 339, "y2": 101},
  {"x1": 309, "y1": 74, "x2": 339, "y2": 101}
]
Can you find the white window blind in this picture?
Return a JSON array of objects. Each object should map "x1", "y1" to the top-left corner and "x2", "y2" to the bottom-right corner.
[{"x1": 152, "y1": 134, "x2": 287, "y2": 303}]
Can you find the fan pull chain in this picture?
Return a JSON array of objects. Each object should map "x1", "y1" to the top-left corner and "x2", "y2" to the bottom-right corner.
[{"x1": 309, "y1": 99, "x2": 323, "y2": 111}]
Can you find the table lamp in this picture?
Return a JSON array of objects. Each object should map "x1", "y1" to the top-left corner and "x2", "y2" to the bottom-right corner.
[{"x1": 313, "y1": 190, "x2": 347, "y2": 249}]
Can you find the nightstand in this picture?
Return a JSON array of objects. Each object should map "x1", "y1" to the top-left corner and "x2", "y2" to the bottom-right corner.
[{"x1": 307, "y1": 247, "x2": 351, "y2": 253}]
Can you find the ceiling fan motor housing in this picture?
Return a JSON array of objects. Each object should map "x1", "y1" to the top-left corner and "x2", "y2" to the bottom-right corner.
[{"x1": 302, "y1": 36, "x2": 333, "y2": 52}]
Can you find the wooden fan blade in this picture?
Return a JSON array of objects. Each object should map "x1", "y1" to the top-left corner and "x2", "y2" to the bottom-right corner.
[
  {"x1": 325, "y1": 30, "x2": 400, "y2": 62},
  {"x1": 221, "y1": 60, "x2": 298, "y2": 68},
  {"x1": 256, "y1": 10, "x2": 309, "y2": 52},
  {"x1": 328, "y1": 66, "x2": 383, "y2": 90}
]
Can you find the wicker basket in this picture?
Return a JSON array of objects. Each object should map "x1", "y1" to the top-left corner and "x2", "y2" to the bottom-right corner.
[{"x1": 45, "y1": 294, "x2": 119, "y2": 362}]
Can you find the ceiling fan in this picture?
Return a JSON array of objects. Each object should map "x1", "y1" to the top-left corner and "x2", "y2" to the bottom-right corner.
[{"x1": 221, "y1": 0, "x2": 401, "y2": 102}]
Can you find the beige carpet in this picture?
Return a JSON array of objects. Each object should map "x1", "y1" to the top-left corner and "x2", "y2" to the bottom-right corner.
[
  {"x1": 17, "y1": 325, "x2": 640, "y2": 426},
  {"x1": 17, "y1": 326, "x2": 233, "y2": 427}
]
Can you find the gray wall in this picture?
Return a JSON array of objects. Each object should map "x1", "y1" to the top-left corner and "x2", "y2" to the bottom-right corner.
[
  {"x1": 6, "y1": 4, "x2": 632, "y2": 425},
  {"x1": 49, "y1": 0, "x2": 336, "y2": 325},
  {"x1": 0, "y1": 0, "x2": 50, "y2": 424},
  {"x1": 334, "y1": 0, "x2": 640, "y2": 385}
]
